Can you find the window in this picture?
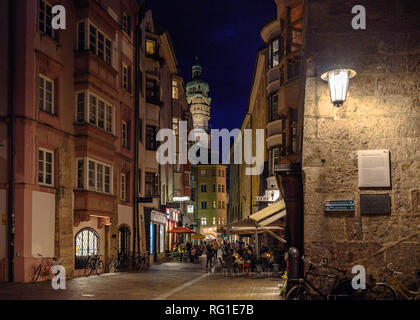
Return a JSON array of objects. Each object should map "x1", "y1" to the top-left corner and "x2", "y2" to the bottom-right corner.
[
  {"x1": 39, "y1": 0, "x2": 54, "y2": 38},
  {"x1": 201, "y1": 217, "x2": 207, "y2": 226},
  {"x1": 146, "y1": 79, "x2": 159, "y2": 104},
  {"x1": 121, "y1": 173, "x2": 126, "y2": 201},
  {"x1": 122, "y1": 64, "x2": 129, "y2": 90},
  {"x1": 89, "y1": 24, "x2": 112, "y2": 64},
  {"x1": 184, "y1": 173, "x2": 190, "y2": 187},
  {"x1": 200, "y1": 169, "x2": 207, "y2": 176},
  {"x1": 75, "y1": 228, "x2": 100, "y2": 269},
  {"x1": 222, "y1": 185, "x2": 225, "y2": 192},
  {"x1": 76, "y1": 92, "x2": 85, "y2": 122},
  {"x1": 88, "y1": 93, "x2": 113, "y2": 133},
  {"x1": 39, "y1": 75, "x2": 54, "y2": 114},
  {"x1": 270, "y1": 148, "x2": 280, "y2": 175},
  {"x1": 146, "y1": 125, "x2": 157, "y2": 150},
  {"x1": 218, "y1": 201, "x2": 221, "y2": 209},
  {"x1": 145, "y1": 172, "x2": 159, "y2": 197},
  {"x1": 146, "y1": 38, "x2": 157, "y2": 57},
  {"x1": 38, "y1": 148, "x2": 54, "y2": 186},
  {"x1": 201, "y1": 184, "x2": 207, "y2": 193},
  {"x1": 212, "y1": 217, "x2": 216, "y2": 226},
  {"x1": 222, "y1": 201, "x2": 225, "y2": 209},
  {"x1": 218, "y1": 185, "x2": 221, "y2": 192},
  {"x1": 269, "y1": 38, "x2": 282, "y2": 69},
  {"x1": 77, "y1": 21, "x2": 85, "y2": 50},
  {"x1": 201, "y1": 202, "x2": 207, "y2": 210},
  {"x1": 213, "y1": 184, "x2": 216, "y2": 192},
  {"x1": 86, "y1": 159, "x2": 112, "y2": 194},
  {"x1": 77, "y1": 159, "x2": 84, "y2": 189},
  {"x1": 218, "y1": 217, "x2": 221, "y2": 225},
  {"x1": 122, "y1": 121, "x2": 128, "y2": 148},
  {"x1": 268, "y1": 94, "x2": 279, "y2": 122},
  {"x1": 172, "y1": 80, "x2": 179, "y2": 99},
  {"x1": 213, "y1": 201, "x2": 217, "y2": 209},
  {"x1": 122, "y1": 13, "x2": 131, "y2": 35}
]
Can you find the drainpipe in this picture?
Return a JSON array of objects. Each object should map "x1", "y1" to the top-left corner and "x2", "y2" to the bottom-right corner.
[
  {"x1": 246, "y1": 112, "x2": 253, "y2": 217},
  {"x1": 7, "y1": 0, "x2": 16, "y2": 282},
  {"x1": 133, "y1": 5, "x2": 141, "y2": 254}
]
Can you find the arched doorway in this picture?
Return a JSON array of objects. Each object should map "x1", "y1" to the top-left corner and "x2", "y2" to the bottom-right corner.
[
  {"x1": 118, "y1": 226, "x2": 131, "y2": 254},
  {"x1": 74, "y1": 228, "x2": 100, "y2": 269}
]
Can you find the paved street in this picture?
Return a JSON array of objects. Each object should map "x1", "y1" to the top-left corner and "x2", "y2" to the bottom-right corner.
[{"x1": 0, "y1": 257, "x2": 283, "y2": 300}]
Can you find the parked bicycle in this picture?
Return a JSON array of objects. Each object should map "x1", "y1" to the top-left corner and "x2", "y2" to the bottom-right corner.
[
  {"x1": 367, "y1": 263, "x2": 420, "y2": 300},
  {"x1": 84, "y1": 254, "x2": 104, "y2": 277},
  {"x1": 286, "y1": 256, "x2": 366, "y2": 300},
  {"x1": 31, "y1": 254, "x2": 61, "y2": 283},
  {"x1": 108, "y1": 249, "x2": 130, "y2": 273}
]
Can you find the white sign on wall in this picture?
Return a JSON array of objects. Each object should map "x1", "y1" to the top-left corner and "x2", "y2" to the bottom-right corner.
[{"x1": 358, "y1": 150, "x2": 391, "y2": 188}]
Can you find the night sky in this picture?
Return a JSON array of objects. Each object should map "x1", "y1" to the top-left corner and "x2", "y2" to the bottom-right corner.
[{"x1": 149, "y1": 0, "x2": 276, "y2": 132}]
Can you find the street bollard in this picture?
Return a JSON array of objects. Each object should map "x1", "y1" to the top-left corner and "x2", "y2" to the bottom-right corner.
[{"x1": 287, "y1": 247, "x2": 299, "y2": 290}]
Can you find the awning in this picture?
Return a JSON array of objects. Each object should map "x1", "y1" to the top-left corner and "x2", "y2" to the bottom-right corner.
[
  {"x1": 249, "y1": 199, "x2": 286, "y2": 225},
  {"x1": 229, "y1": 226, "x2": 283, "y2": 235}
]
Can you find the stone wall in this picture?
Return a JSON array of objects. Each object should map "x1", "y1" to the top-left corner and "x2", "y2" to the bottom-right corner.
[{"x1": 302, "y1": 0, "x2": 420, "y2": 287}]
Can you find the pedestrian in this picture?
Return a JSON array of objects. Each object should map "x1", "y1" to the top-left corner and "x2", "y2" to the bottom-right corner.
[
  {"x1": 205, "y1": 242, "x2": 214, "y2": 270},
  {"x1": 213, "y1": 240, "x2": 219, "y2": 260}
]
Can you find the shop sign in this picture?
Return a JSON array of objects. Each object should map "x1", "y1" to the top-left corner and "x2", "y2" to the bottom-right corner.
[
  {"x1": 138, "y1": 197, "x2": 153, "y2": 203},
  {"x1": 255, "y1": 190, "x2": 280, "y2": 202},
  {"x1": 166, "y1": 202, "x2": 180, "y2": 209},
  {"x1": 187, "y1": 205, "x2": 194, "y2": 213}
]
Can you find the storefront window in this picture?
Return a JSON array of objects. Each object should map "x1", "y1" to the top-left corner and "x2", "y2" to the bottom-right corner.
[{"x1": 74, "y1": 228, "x2": 100, "y2": 269}]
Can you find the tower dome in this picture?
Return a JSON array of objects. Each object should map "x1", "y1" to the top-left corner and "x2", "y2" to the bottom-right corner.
[{"x1": 186, "y1": 58, "x2": 211, "y2": 133}]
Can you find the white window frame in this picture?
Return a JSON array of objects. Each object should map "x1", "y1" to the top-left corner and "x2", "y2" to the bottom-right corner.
[
  {"x1": 38, "y1": 148, "x2": 54, "y2": 187},
  {"x1": 122, "y1": 64, "x2": 128, "y2": 90},
  {"x1": 76, "y1": 158, "x2": 85, "y2": 189},
  {"x1": 122, "y1": 121, "x2": 128, "y2": 148},
  {"x1": 88, "y1": 92, "x2": 114, "y2": 134},
  {"x1": 39, "y1": 0, "x2": 54, "y2": 38},
  {"x1": 85, "y1": 158, "x2": 113, "y2": 194},
  {"x1": 172, "y1": 80, "x2": 179, "y2": 99},
  {"x1": 212, "y1": 217, "x2": 216, "y2": 226},
  {"x1": 39, "y1": 74, "x2": 54, "y2": 114},
  {"x1": 201, "y1": 217, "x2": 207, "y2": 226},
  {"x1": 75, "y1": 91, "x2": 86, "y2": 123},
  {"x1": 121, "y1": 173, "x2": 126, "y2": 201},
  {"x1": 86, "y1": 20, "x2": 112, "y2": 64}
]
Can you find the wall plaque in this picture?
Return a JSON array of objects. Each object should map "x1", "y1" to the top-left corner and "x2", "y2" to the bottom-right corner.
[
  {"x1": 360, "y1": 194, "x2": 391, "y2": 215},
  {"x1": 358, "y1": 150, "x2": 391, "y2": 188}
]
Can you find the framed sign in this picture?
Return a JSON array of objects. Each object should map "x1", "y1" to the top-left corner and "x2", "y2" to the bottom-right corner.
[
  {"x1": 360, "y1": 194, "x2": 391, "y2": 215},
  {"x1": 358, "y1": 150, "x2": 391, "y2": 188}
]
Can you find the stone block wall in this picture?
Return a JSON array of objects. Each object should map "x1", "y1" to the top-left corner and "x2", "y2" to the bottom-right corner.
[{"x1": 302, "y1": 0, "x2": 420, "y2": 287}]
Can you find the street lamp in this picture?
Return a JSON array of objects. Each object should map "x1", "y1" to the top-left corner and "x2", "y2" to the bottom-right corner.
[{"x1": 321, "y1": 69, "x2": 356, "y2": 107}]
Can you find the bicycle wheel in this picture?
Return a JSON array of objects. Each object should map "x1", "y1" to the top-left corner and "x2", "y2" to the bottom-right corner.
[
  {"x1": 109, "y1": 258, "x2": 117, "y2": 273},
  {"x1": 84, "y1": 260, "x2": 93, "y2": 277},
  {"x1": 31, "y1": 264, "x2": 42, "y2": 284},
  {"x1": 286, "y1": 284, "x2": 310, "y2": 300},
  {"x1": 365, "y1": 283, "x2": 397, "y2": 300},
  {"x1": 96, "y1": 260, "x2": 104, "y2": 275}
]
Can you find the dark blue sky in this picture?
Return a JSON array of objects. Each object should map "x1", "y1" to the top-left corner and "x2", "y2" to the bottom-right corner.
[{"x1": 150, "y1": 0, "x2": 276, "y2": 131}]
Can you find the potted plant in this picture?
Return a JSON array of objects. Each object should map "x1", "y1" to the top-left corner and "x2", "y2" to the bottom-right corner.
[{"x1": 278, "y1": 272, "x2": 288, "y2": 297}]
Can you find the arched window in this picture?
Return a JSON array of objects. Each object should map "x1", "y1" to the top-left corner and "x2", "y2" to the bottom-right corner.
[
  {"x1": 118, "y1": 226, "x2": 131, "y2": 254},
  {"x1": 75, "y1": 228, "x2": 100, "y2": 269}
]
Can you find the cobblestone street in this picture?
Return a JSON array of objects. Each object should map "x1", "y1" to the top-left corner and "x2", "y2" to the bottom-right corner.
[{"x1": 0, "y1": 257, "x2": 283, "y2": 300}]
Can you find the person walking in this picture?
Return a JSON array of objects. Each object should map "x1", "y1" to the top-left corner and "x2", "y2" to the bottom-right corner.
[
  {"x1": 213, "y1": 240, "x2": 219, "y2": 260},
  {"x1": 205, "y1": 242, "x2": 214, "y2": 270}
]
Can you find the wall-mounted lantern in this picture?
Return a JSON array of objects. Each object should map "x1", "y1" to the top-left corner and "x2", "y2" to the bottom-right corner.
[{"x1": 321, "y1": 69, "x2": 356, "y2": 107}]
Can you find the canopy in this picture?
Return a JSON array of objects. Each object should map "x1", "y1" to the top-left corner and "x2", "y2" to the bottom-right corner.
[
  {"x1": 167, "y1": 226, "x2": 195, "y2": 233},
  {"x1": 249, "y1": 199, "x2": 286, "y2": 225},
  {"x1": 229, "y1": 226, "x2": 283, "y2": 235},
  {"x1": 191, "y1": 233, "x2": 205, "y2": 239}
]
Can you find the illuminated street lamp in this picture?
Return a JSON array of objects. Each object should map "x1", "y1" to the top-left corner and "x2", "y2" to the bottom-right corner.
[{"x1": 321, "y1": 69, "x2": 356, "y2": 107}]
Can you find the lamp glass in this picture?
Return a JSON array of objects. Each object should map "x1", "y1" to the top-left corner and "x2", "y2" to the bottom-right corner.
[{"x1": 321, "y1": 69, "x2": 356, "y2": 107}]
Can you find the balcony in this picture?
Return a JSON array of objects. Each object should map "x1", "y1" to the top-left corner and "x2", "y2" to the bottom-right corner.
[
  {"x1": 74, "y1": 190, "x2": 116, "y2": 228},
  {"x1": 74, "y1": 50, "x2": 118, "y2": 92}
]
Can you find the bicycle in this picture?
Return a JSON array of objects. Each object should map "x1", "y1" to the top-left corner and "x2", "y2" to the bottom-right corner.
[
  {"x1": 84, "y1": 254, "x2": 104, "y2": 277},
  {"x1": 131, "y1": 251, "x2": 146, "y2": 271},
  {"x1": 109, "y1": 249, "x2": 130, "y2": 272},
  {"x1": 286, "y1": 257, "x2": 366, "y2": 300},
  {"x1": 31, "y1": 254, "x2": 61, "y2": 283},
  {"x1": 367, "y1": 263, "x2": 420, "y2": 300}
]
